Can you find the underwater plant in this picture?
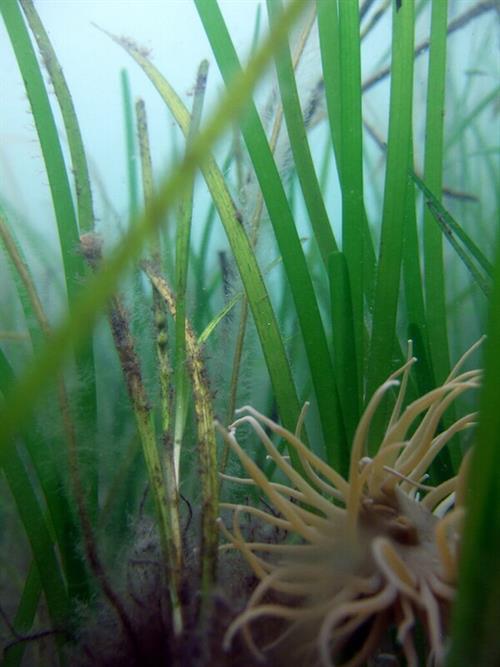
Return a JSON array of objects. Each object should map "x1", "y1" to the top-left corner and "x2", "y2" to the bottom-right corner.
[{"x1": 218, "y1": 341, "x2": 481, "y2": 666}]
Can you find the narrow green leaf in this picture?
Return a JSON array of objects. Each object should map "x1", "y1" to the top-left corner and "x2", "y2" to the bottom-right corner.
[
  {"x1": 402, "y1": 154, "x2": 432, "y2": 395},
  {"x1": 413, "y1": 171, "x2": 493, "y2": 281},
  {"x1": 192, "y1": 148, "x2": 233, "y2": 333},
  {"x1": 422, "y1": 0, "x2": 450, "y2": 387},
  {"x1": 316, "y1": 0, "x2": 341, "y2": 166},
  {"x1": 121, "y1": 69, "x2": 139, "y2": 218},
  {"x1": 174, "y1": 60, "x2": 208, "y2": 475},
  {"x1": 317, "y1": 0, "x2": 377, "y2": 393},
  {"x1": 367, "y1": 0, "x2": 415, "y2": 405},
  {"x1": 402, "y1": 152, "x2": 453, "y2": 485},
  {"x1": 328, "y1": 251, "x2": 358, "y2": 475},
  {"x1": 267, "y1": 0, "x2": 338, "y2": 268},
  {"x1": 338, "y1": 0, "x2": 365, "y2": 390}
]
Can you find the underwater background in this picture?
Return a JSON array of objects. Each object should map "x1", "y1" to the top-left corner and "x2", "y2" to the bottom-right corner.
[{"x1": 0, "y1": 1, "x2": 499, "y2": 665}]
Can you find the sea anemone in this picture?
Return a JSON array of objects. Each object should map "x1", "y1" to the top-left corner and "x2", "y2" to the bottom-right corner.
[{"x1": 216, "y1": 340, "x2": 482, "y2": 666}]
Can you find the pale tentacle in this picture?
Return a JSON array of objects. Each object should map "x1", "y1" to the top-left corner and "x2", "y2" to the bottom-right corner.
[
  {"x1": 233, "y1": 415, "x2": 344, "y2": 520},
  {"x1": 318, "y1": 585, "x2": 397, "y2": 667},
  {"x1": 236, "y1": 405, "x2": 350, "y2": 497}
]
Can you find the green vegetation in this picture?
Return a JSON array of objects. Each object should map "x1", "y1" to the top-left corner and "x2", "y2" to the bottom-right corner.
[{"x1": 0, "y1": 1, "x2": 498, "y2": 665}]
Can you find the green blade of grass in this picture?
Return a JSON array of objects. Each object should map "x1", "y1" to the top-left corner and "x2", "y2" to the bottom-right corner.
[
  {"x1": 174, "y1": 60, "x2": 208, "y2": 477},
  {"x1": 413, "y1": 171, "x2": 493, "y2": 281},
  {"x1": 402, "y1": 152, "x2": 432, "y2": 395},
  {"x1": 266, "y1": 0, "x2": 338, "y2": 268},
  {"x1": 367, "y1": 0, "x2": 415, "y2": 405},
  {"x1": 19, "y1": 0, "x2": 95, "y2": 234},
  {"x1": 317, "y1": 0, "x2": 377, "y2": 322},
  {"x1": 422, "y1": 0, "x2": 450, "y2": 387},
  {"x1": 402, "y1": 151, "x2": 454, "y2": 485},
  {"x1": 319, "y1": 133, "x2": 334, "y2": 194},
  {"x1": 328, "y1": 251, "x2": 358, "y2": 475},
  {"x1": 122, "y1": 69, "x2": 150, "y2": 349},
  {"x1": 195, "y1": 0, "x2": 346, "y2": 466},
  {"x1": 316, "y1": 0, "x2": 341, "y2": 167},
  {"x1": 0, "y1": 0, "x2": 307, "y2": 470},
  {"x1": 428, "y1": 211, "x2": 490, "y2": 297},
  {"x1": 447, "y1": 235, "x2": 500, "y2": 667},
  {"x1": 192, "y1": 148, "x2": 233, "y2": 333},
  {"x1": 337, "y1": 0, "x2": 366, "y2": 391},
  {"x1": 121, "y1": 69, "x2": 140, "y2": 218}
]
